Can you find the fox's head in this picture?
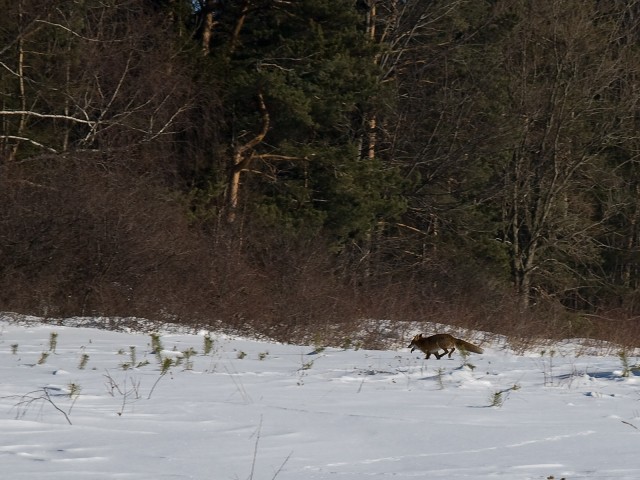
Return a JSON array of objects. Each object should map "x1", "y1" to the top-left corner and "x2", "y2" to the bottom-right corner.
[{"x1": 408, "y1": 333, "x2": 423, "y2": 352}]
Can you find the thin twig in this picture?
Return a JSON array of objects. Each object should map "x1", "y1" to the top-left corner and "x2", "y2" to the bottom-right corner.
[
  {"x1": 43, "y1": 389, "x2": 72, "y2": 425},
  {"x1": 7, "y1": 389, "x2": 73, "y2": 425},
  {"x1": 270, "y1": 451, "x2": 293, "y2": 480},
  {"x1": 248, "y1": 416, "x2": 263, "y2": 480}
]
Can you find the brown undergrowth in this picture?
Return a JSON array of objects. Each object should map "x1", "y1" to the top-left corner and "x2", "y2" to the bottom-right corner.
[{"x1": 1, "y1": 159, "x2": 640, "y2": 350}]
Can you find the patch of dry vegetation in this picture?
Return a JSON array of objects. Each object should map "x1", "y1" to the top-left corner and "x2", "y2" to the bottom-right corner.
[{"x1": 1, "y1": 158, "x2": 640, "y2": 350}]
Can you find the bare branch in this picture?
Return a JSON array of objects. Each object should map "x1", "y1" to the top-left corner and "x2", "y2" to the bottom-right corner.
[
  {"x1": 0, "y1": 110, "x2": 94, "y2": 126},
  {"x1": 34, "y1": 19, "x2": 101, "y2": 42},
  {"x1": 0, "y1": 135, "x2": 58, "y2": 153},
  {"x1": 254, "y1": 153, "x2": 309, "y2": 163},
  {"x1": 0, "y1": 60, "x2": 20, "y2": 77},
  {"x1": 80, "y1": 54, "x2": 139, "y2": 145}
]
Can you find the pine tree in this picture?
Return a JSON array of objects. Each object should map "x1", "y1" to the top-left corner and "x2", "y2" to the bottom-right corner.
[{"x1": 189, "y1": 0, "x2": 405, "y2": 245}]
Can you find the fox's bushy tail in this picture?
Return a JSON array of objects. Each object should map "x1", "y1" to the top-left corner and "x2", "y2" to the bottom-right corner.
[{"x1": 455, "y1": 339, "x2": 483, "y2": 354}]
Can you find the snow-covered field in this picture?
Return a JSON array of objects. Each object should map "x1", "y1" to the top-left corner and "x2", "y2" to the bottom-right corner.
[{"x1": 1, "y1": 315, "x2": 639, "y2": 479}]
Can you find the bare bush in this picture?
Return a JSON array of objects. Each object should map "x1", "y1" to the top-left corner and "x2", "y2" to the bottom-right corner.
[{"x1": 0, "y1": 156, "x2": 212, "y2": 320}]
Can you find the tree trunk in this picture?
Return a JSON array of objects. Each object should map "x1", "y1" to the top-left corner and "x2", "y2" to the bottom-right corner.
[
  {"x1": 200, "y1": 0, "x2": 219, "y2": 56},
  {"x1": 228, "y1": 0, "x2": 250, "y2": 56},
  {"x1": 225, "y1": 93, "x2": 269, "y2": 223}
]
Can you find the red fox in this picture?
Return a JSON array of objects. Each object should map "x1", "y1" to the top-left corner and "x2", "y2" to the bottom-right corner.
[{"x1": 408, "y1": 333, "x2": 483, "y2": 359}]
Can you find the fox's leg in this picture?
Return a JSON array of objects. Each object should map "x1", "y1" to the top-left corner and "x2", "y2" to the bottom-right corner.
[
  {"x1": 425, "y1": 352, "x2": 432, "y2": 360},
  {"x1": 434, "y1": 351, "x2": 444, "y2": 359},
  {"x1": 447, "y1": 347, "x2": 455, "y2": 358},
  {"x1": 437, "y1": 348, "x2": 454, "y2": 358}
]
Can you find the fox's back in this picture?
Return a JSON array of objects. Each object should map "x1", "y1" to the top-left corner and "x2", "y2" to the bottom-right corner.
[
  {"x1": 410, "y1": 333, "x2": 455, "y2": 351},
  {"x1": 423, "y1": 333, "x2": 456, "y2": 349}
]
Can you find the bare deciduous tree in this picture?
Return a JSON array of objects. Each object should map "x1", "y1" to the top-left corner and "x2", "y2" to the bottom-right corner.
[
  {"x1": 0, "y1": 0, "x2": 192, "y2": 161},
  {"x1": 496, "y1": 0, "x2": 640, "y2": 307}
]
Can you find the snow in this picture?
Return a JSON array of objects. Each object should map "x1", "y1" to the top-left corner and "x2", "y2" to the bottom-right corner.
[{"x1": 1, "y1": 315, "x2": 640, "y2": 479}]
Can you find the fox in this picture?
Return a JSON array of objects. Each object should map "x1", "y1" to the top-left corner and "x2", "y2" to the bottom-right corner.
[{"x1": 407, "y1": 333, "x2": 483, "y2": 360}]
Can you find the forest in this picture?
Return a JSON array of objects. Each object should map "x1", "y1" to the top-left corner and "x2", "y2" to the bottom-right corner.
[{"x1": 2, "y1": 0, "x2": 640, "y2": 346}]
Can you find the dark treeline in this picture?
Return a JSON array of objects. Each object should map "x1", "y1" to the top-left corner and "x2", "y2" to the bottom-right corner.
[{"x1": 2, "y1": 0, "x2": 640, "y2": 345}]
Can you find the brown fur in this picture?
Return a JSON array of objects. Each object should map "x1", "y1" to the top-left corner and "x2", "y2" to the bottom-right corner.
[{"x1": 407, "y1": 333, "x2": 483, "y2": 360}]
